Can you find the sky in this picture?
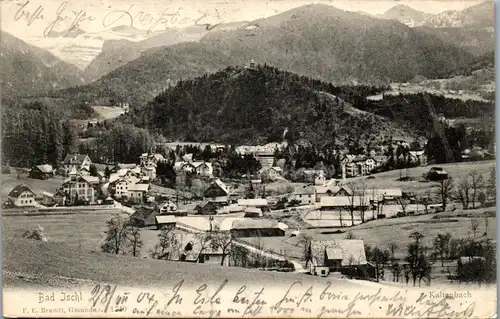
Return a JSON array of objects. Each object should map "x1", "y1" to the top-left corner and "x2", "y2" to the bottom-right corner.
[{"x1": 1, "y1": 0, "x2": 484, "y2": 39}]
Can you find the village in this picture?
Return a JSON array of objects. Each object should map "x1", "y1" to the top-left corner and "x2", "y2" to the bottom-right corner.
[{"x1": 2, "y1": 139, "x2": 496, "y2": 286}]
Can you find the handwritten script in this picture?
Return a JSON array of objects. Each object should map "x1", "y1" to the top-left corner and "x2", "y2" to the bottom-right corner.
[
  {"x1": 12, "y1": 0, "x2": 222, "y2": 37},
  {"x1": 63, "y1": 281, "x2": 481, "y2": 318}
]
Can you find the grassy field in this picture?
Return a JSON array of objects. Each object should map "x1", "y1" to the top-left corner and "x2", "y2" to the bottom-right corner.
[
  {"x1": 3, "y1": 237, "x2": 366, "y2": 289},
  {"x1": 347, "y1": 160, "x2": 495, "y2": 196},
  {"x1": 2, "y1": 211, "x2": 128, "y2": 252},
  {"x1": 91, "y1": 106, "x2": 126, "y2": 120},
  {"x1": 0, "y1": 174, "x2": 65, "y2": 198}
]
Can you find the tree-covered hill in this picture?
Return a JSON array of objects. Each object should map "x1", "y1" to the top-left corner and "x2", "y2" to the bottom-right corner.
[{"x1": 124, "y1": 65, "x2": 418, "y2": 147}]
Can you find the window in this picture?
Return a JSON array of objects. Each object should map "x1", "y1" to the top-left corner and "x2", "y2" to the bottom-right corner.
[
  {"x1": 205, "y1": 255, "x2": 210, "y2": 261},
  {"x1": 321, "y1": 270, "x2": 326, "y2": 275}
]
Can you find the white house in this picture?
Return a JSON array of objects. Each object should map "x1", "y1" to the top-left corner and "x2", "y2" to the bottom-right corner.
[
  {"x1": 8, "y1": 185, "x2": 36, "y2": 207},
  {"x1": 293, "y1": 186, "x2": 316, "y2": 205},
  {"x1": 194, "y1": 162, "x2": 213, "y2": 177},
  {"x1": 127, "y1": 183, "x2": 150, "y2": 202},
  {"x1": 314, "y1": 172, "x2": 327, "y2": 185}
]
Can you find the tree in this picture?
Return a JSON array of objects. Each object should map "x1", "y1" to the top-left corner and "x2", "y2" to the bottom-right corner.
[
  {"x1": 104, "y1": 166, "x2": 111, "y2": 179},
  {"x1": 298, "y1": 234, "x2": 312, "y2": 261},
  {"x1": 357, "y1": 183, "x2": 368, "y2": 223},
  {"x1": 396, "y1": 197, "x2": 410, "y2": 215},
  {"x1": 419, "y1": 192, "x2": 431, "y2": 214},
  {"x1": 478, "y1": 191, "x2": 487, "y2": 208},
  {"x1": 127, "y1": 226, "x2": 143, "y2": 257},
  {"x1": 409, "y1": 231, "x2": 424, "y2": 245},
  {"x1": 344, "y1": 232, "x2": 355, "y2": 239},
  {"x1": 437, "y1": 177, "x2": 454, "y2": 211},
  {"x1": 471, "y1": 218, "x2": 480, "y2": 238},
  {"x1": 101, "y1": 216, "x2": 130, "y2": 255},
  {"x1": 151, "y1": 226, "x2": 177, "y2": 259},
  {"x1": 211, "y1": 232, "x2": 234, "y2": 266},
  {"x1": 388, "y1": 242, "x2": 398, "y2": 261},
  {"x1": 487, "y1": 166, "x2": 496, "y2": 200},
  {"x1": 433, "y1": 233, "x2": 451, "y2": 266},
  {"x1": 194, "y1": 232, "x2": 213, "y2": 262},
  {"x1": 469, "y1": 171, "x2": 484, "y2": 209},
  {"x1": 456, "y1": 177, "x2": 471, "y2": 209}
]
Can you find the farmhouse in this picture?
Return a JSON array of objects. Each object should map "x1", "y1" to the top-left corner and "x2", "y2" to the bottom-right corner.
[
  {"x1": 42, "y1": 191, "x2": 55, "y2": 206},
  {"x1": 426, "y1": 167, "x2": 449, "y2": 181},
  {"x1": 371, "y1": 188, "x2": 403, "y2": 202},
  {"x1": 314, "y1": 172, "x2": 327, "y2": 185},
  {"x1": 243, "y1": 207, "x2": 263, "y2": 218},
  {"x1": 8, "y1": 185, "x2": 36, "y2": 207},
  {"x1": 203, "y1": 179, "x2": 229, "y2": 205},
  {"x1": 306, "y1": 240, "x2": 372, "y2": 278},
  {"x1": 314, "y1": 185, "x2": 353, "y2": 203},
  {"x1": 194, "y1": 201, "x2": 218, "y2": 215},
  {"x1": 62, "y1": 154, "x2": 92, "y2": 176},
  {"x1": 293, "y1": 186, "x2": 316, "y2": 205},
  {"x1": 193, "y1": 162, "x2": 213, "y2": 177},
  {"x1": 176, "y1": 234, "x2": 228, "y2": 265},
  {"x1": 53, "y1": 190, "x2": 67, "y2": 206},
  {"x1": 159, "y1": 200, "x2": 178, "y2": 215},
  {"x1": 29, "y1": 164, "x2": 54, "y2": 180},
  {"x1": 303, "y1": 170, "x2": 326, "y2": 183}
]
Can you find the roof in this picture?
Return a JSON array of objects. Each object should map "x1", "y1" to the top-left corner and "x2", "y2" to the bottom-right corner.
[
  {"x1": 117, "y1": 163, "x2": 137, "y2": 169},
  {"x1": 217, "y1": 204, "x2": 243, "y2": 214},
  {"x1": 244, "y1": 207, "x2": 262, "y2": 214},
  {"x1": 238, "y1": 198, "x2": 268, "y2": 207},
  {"x1": 8, "y1": 185, "x2": 35, "y2": 198},
  {"x1": 176, "y1": 217, "x2": 213, "y2": 231},
  {"x1": 63, "y1": 154, "x2": 90, "y2": 164},
  {"x1": 303, "y1": 169, "x2": 325, "y2": 176},
  {"x1": 81, "y1": 175, "x2": 100, "y2": 184},
  {"x1": 231, "y1": 219, "x2": 280, "y2": 230},
  {"x1": 128, "y1": 183, "x2": 150, "y2": 192},
  {"x1": 309, "y1": 240, "x2": 367, "y2": 266},
  {"x1": 155, "y1": 215, "x2": 177, "y2": 224},
  {"x1": 294, "y1": 185, "x2": 315, "y2": 195},
  {"x1": 315, "y1": 185, "x2": 353, "y2": 196},
  {"x1": 371, "y1": 188, "x2": 403, "y2": 198},
  {"x1": 42, "y1": 191, "x2": 54, "y2": 197},
  {"x1": 34, "y1": 164, "x2": 54, "y2": 173},
  {"x1": 320, "y1": 196, "x2": 372, "y2": 207}
]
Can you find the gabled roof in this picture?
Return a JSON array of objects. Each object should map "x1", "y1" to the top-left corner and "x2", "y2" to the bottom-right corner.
[
  {"x1": 205, "y1": 179, "x2": 229, "y2": 196},
  {"x1": 309, "y1": 240, "x2": 367, "y2": 266},
  {"x1": 232, "y1": 219, "x2": 280, "y2": 230},
  {"x1": 42, "y1": 191, "x2": 54, "y2": 197},
  {"x1": 8, "y1": 185, "x2": 35, "y2": 198},
  {"x1": 238, "y1": 198, "x2": 268, "y2": 207},
  {"x1": 33, "y1": 164, "x2": 54, "y2": 173},
  {"x1": 320, "y1": 196, "x2": 372, "y2": 207},
  {"x1": 128, "y1": 183, "x2": 150, "y2": 192},
  {"x1": 81, "y1": 175, "x2": 100, "y2": 184},
  {"x1": 155, "y1": 215, "x2": 177, "y2": 224},
  {"x1": 63, "y1": 154, "x2": 90, "y2": 164}
]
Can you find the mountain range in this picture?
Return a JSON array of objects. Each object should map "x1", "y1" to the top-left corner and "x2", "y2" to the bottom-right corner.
[
  {"x1": 0, "y1": 31, "x2": 87, "y2": 101},
  {"x1": 52, "y1": 4, "x2": 476, "y2": 108}
]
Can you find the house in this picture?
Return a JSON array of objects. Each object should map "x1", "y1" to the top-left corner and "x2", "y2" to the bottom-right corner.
[
  {"x1": 303, "y1": 170, "x2": 326, "y2": 183},
  {"x1": 62, "y1": 154, "x2": 92, "y2": 176},
  {"x1": 113, "y1": 178, "x2": 132, "y2": 199},
  {"x1": 230, "y1": 219, "x2": 286, "y2": 237},
  {"x1": 159, "y1": 200, "x2": 178, "y2": 214},
  {"x1": 194, "y1": 201, "x2": 218, "y2": 215},
  {"x1": 293, "y1": 186, "x2": 316, "y2": 205},
  {"x1": 8, "y1": 185, "x2": 36, "y2": 207},
  {"x1": 193, "y1": 162, "x2": 213, "y2": 177},
  {"x1": 53, "y1": 190, "x2": 67, "y2": 206},
  {"x1": 371, "y1": 188, "x2": 403, "y2": 202},
  {"x1": 79, "y1": 166, "x2": 90, "y2": 176},
  {"x1": 306, "y1": 240, "x2": 372, "y2": 278},
  {"x1": 127, "y1": 183, "x2": 150, "y2": 202},
  {"x1": 155, "y1": 215, "x2": 177, "y2": 230},
  {"x1": 203, "y1": 179, "x2": 229, "y2": 205},
  {"x1": 314, "y1": 172, "x2": 327, "y2": 185},
  {"x1": 176, "y1": 233, "x2": 228, "y2": 265},
  {"x1": 141, "y1": 165, "x2": 156, "y2": 180},
  {"x1": 42, "y1": 191, "x2": 55, "y2": 206},
  {"x1": 259, "y1": 166, "x2": 282, "y2": 181},
  {"x1": 237, "y1": 198, "x2": 268, "y2": 208},
  {"x1": 244, "y1": 207, "x2": 263, "y2": 218},
  {"x1": 140, "y1": 153, "x2": 165, "y2": 167},
  {"x1": 409, "y1": 151, "x2": 427, "y2": 166},
  {"x1": 426, "y1": 167, "x2": 449, "y2": 181},
  {"x1": 62, "y1": 174, "x2": 100, "y2": 204},
  {"x1": 29, "y1": 164, "x2": 54, "y2": 180},
  {"x1": 341, "y1": 155, "x2": 374, "y2": 177},
  {"x1": 314, "y1": 185, "x2": 353, "y2": 203}
]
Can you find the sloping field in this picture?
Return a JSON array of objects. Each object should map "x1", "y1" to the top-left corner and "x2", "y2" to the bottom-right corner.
[
  {"x1": 2, "y1": 211, "x2": 128, "y2": 252},
  {"x1": 348, "y1": 160, "x2": 495, "y2": 196},
  {"x1": 91, "y1": 106, "x2": 126, "y2": 120},
  {"x1": 2, "y1": 237, "x2": 364, "y2": 289}
]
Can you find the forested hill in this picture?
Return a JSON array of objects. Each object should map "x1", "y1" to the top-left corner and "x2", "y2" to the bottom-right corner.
[{"x1": 124, "y1": 65, "x2": 418, "y2": 146}]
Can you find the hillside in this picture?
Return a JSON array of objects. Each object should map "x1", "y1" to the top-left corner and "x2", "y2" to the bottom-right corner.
[
  {"x1": 84, "y1": 23, "x2": 249, "y2": 81},
  {"x1": 0, "y1": 31, "x2": 88, "y2": 100},
  {"x1": 55, "y1": 4, "x2": 475, "y2": 108},
  {"x1": 378, "y1": 5, "x2": 432, "y2": 27},
  {"x1": 125, "y1": 65, "x2": 418, "y2": 146}
]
